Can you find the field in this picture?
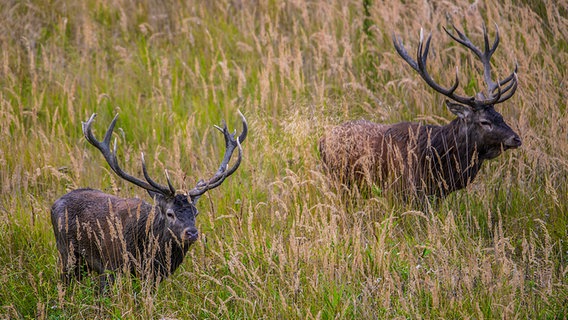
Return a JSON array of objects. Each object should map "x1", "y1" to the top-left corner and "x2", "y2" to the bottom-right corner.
[{"x1": 0, "y1": 0, "x2": 567, "y2": 318}]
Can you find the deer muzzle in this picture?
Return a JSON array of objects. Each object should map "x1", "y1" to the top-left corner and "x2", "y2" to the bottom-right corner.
[
  {"x1": 183, "y1": 227, "x2": 199, "y2": 243},
  {"x1": 505, "y1": 135, "x2": 522, "y2": 149}
]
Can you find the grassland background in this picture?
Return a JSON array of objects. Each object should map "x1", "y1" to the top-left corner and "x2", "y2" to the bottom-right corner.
[{"x1": 0, "y1": 0, "x2": 566, "y2": 318}]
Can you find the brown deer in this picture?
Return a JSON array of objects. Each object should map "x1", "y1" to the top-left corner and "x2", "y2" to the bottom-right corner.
[
  {"x1": 319, "y1": 24, "x2": 521, "y2": 201},
  {"x1": 51, "y1": 112, "x2": 247, "y2": 287}
]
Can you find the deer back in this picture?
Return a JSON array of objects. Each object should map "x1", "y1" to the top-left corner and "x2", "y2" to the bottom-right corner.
[{"x1": 320, "y1": 120, "x2": 411, "y2": 191}]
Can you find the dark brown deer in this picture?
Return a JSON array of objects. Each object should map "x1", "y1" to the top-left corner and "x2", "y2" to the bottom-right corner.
[
  {"x1": 319, "y1": 24, "x2": 521, "y2": 201},
  {"x1": 51, "y1": 112, "x2": 247, "y2": 287}
]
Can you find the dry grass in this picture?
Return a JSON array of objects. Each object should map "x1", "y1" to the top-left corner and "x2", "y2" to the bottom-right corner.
[{"x1": 0, "y1": 0, "x2": 567, "y2": 318}]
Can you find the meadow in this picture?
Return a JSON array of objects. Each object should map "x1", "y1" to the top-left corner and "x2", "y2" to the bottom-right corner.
[{"x1": 0, "y1": 0, "x2": 566, "y2": 318}]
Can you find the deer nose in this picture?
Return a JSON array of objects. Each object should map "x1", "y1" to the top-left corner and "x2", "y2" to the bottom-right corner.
[
  {"x1": 183, "y1": 228, "x2": 199, "y2": 242},
  {"x1": 506, "y1": 135, "x2": 522, "y2": 149}
]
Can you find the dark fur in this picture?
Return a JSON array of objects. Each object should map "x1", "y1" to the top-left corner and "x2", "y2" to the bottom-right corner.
[
  {"x1": 51, "y1": 188, "x2": 198, "y2": 285},
  {"x1": 51, "y1": 112, "x2": 246, "y2": 289},
  {"x1": 319, "y1": 102, "x2": 521, "y2": 199}
]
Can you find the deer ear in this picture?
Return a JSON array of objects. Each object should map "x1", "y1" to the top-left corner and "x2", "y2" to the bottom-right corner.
[{"x1": 446, "y1": 100, "x2": 473, "y2": 119}]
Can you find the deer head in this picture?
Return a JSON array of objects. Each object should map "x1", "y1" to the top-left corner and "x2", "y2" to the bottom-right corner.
[{"x1": 82, "y1": 112, "x2": 248, "y2": 244}]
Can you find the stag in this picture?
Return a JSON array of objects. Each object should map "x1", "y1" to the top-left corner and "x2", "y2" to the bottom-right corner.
[
  {"x1": 51, "y1": 112, "x2": 247, "y2": 287},
  {"x1": 319, "y1": 24, "x2": 521, "y2": 201}
]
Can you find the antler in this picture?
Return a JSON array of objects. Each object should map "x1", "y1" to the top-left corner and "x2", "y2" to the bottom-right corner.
[
  {"x1": 392, "y1": 24, "x2": 518, "y2": 109},
  {"x1": 188, "y1": 111, "x2": 248, "y2": 201},
  {"x1": 82, "y1": 113, "x2": 176, "y2": 198}
]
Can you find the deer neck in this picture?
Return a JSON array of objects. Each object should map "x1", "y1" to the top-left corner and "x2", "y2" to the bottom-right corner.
[
  {"x1": 129, "y1": 204, "x2": 190, "y2": 277},
  {"x1": 419, "y1": 119, "x2": 485, "y2": 194}
]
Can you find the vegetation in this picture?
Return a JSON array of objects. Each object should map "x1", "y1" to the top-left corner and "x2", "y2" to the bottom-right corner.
[{"x1": 0, "y1": 0, "x2": 566, "y2": 318}]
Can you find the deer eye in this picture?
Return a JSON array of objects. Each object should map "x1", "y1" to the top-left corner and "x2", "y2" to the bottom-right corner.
[{"x1": 479, "y1": 120, "x2": 493, "y2": 129}]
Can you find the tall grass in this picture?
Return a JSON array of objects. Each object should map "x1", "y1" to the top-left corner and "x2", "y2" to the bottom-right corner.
[{"x1": 0, "y1": 0, "x2": 566, "y2": 318}]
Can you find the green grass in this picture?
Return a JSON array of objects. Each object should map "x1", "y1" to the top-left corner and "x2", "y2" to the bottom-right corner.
[{"x1": 1, "y1": 0, "x2": 567, "y2": 318}]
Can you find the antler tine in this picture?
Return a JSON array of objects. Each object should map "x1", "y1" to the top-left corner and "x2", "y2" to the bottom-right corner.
[
  {"x1": 140, "y1": 153, "x2": 176, "y2": 196},
  {"x1": 236, "y1": 110, "x2": 248, "y2": 145},
  {"x1": 480, "y1": 23, "x2": 500, "y2": 95},
  {"x1": 496, "y1": 72, "x2": 518, "y2": 104},
  {"x1": 164, "y1": 170, "x2": 176, "y2": 195},
  {"x1": 491, "y1": 45, "x2": 518, "y2": 105},
  {"x1": 486, "y1": 23, "x2": 500, "y2": 57},
  {"x1": 82, "y1": 113, "x2": 176, "y2": 198},
  {"x1": 497, "y1": 63, "x2": 517, "y2": 88},
  {"x1": 188, "y1": 112, "x2": 247, "y2": 201},
  {"x1": 218, "y1": 136, "x2": 243, "y2": 178},
  {"x1": 444, "y1": 24, "x2": 484, "y2": 59},
  {"x1": 392, "y1": 33, "x2": 419, "y2": 72},
  {"x1": 83, "y1": 113, "x2": 117, "y2": 149}
]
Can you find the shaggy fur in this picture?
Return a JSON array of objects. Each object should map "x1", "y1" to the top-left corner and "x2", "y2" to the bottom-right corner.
[
  {"x1": 319, "y1": 102, "x2": 521, "y2": 200},
  {"x1": 51, "y1": 188, "x2": 198, "y2": 286},
  {"x1": 50, "y1": 112, "x2": 246, "y2": 288}
]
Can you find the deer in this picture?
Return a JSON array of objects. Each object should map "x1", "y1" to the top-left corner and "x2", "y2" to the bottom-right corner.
[
  {"x1": 51, "y1": 111, "x2": 247, "y2": 288},
  {"x1": 319, "y1": 24, "x2": 521, "y2": 202}
]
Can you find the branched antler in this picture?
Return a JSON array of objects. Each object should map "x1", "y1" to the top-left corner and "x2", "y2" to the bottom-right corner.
[
  {"x1": 187, "y1": 111, "x2": 248, "y2": 202},
  {"x1": 83, "y1": 111, "x2": 248, "y2": 203},
  {"x1": 83, "y1": 113, "x2": 176, "y2": 197},
  {"x1": 393, "y1": 24, "x2": 518, "y2": 109}
]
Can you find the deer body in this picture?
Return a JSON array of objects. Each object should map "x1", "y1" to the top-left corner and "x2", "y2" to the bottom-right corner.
[
  {"x1": 51, "y1": 189, "x2": 195, "y2": 281},
  {"x1": 51, "y1": 112, "x2": 247, "y2": 286},
  {"x1": 320, "y1": 111, "x2": 520, "y2": 197},
  {"x1": 320, "y1": 24, "x2": 521, "y2": 199}
]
